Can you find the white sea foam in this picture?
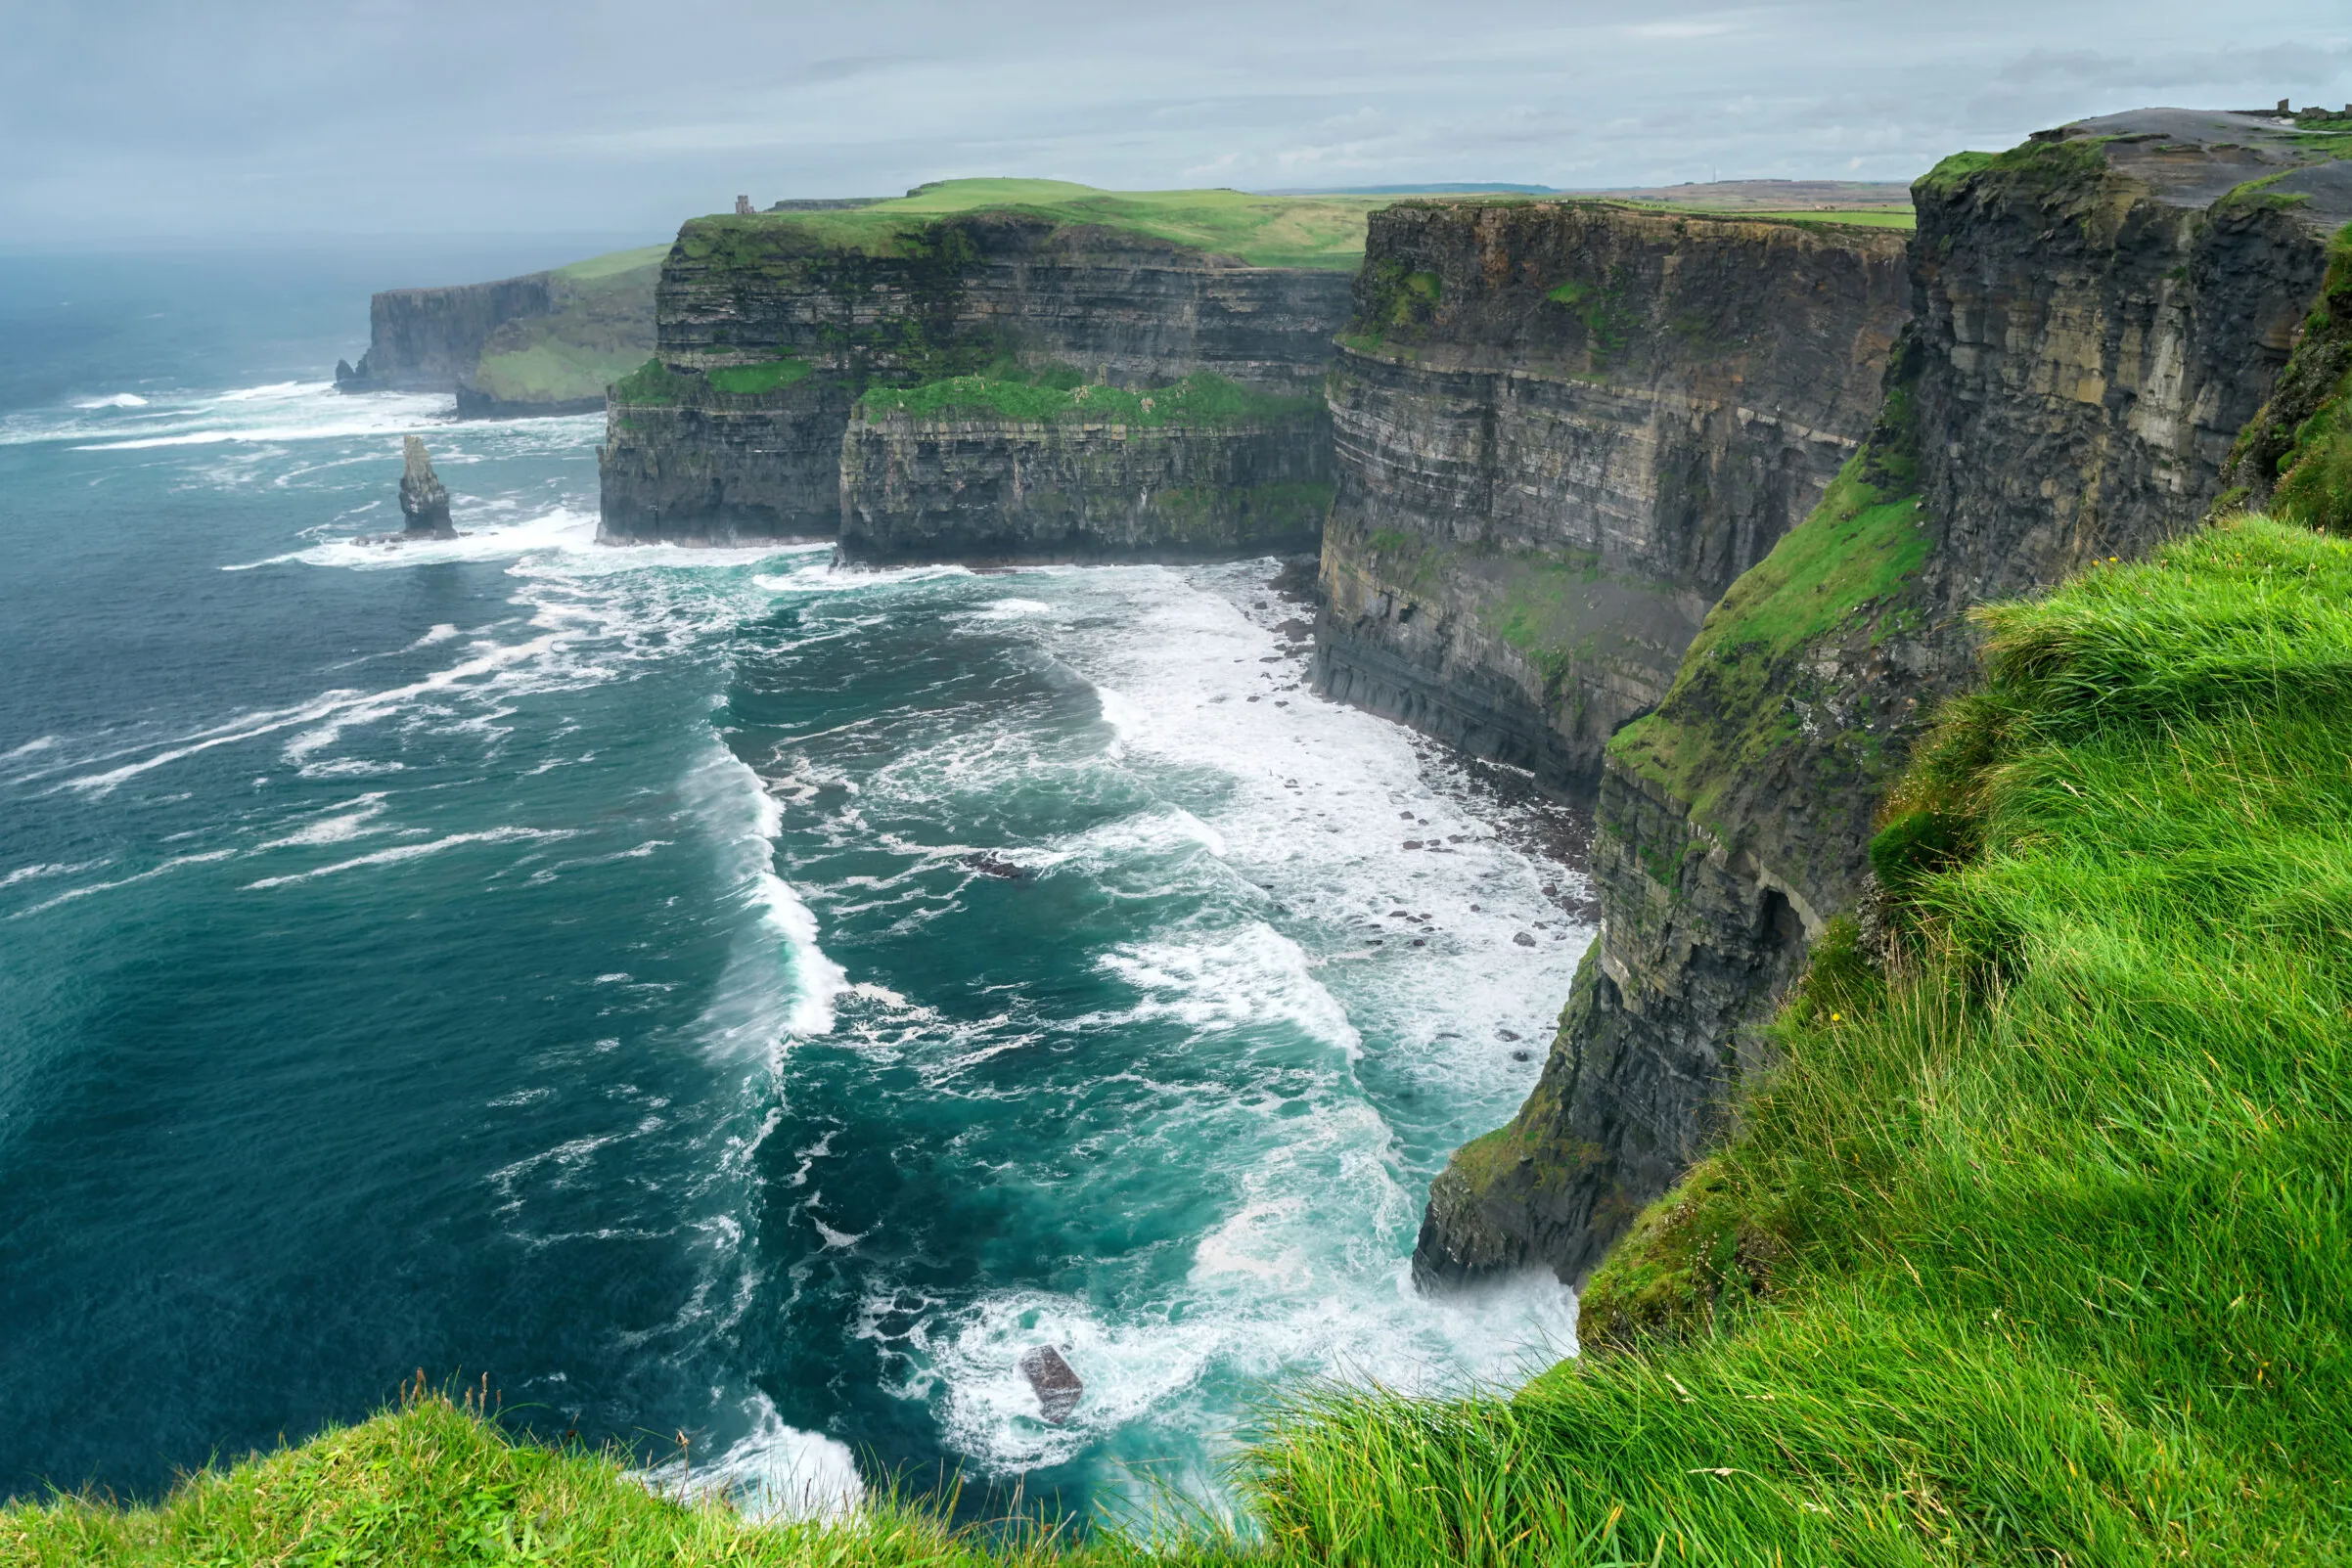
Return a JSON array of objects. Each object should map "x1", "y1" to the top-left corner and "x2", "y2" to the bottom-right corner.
[
  {"x1": 811, "y1": 559, "x2": 1589, "y2": 1488},
  {"x1": 1094, "y1": 922, "x2": 1359, "y2": 1053},
  {"x1": 0, "y1": 860, "x2": 100, "y2": 888},
  {"x1": 56, "y1": 381, "x2": 454, "y2": 451},
  {"x1": 222, "y1": 506, "x2": 601, "y2": 572},
  {"x1": 255, "y1": 793, "x2": 390, "y2": 849},
  {"x1": 638, "y1": 1394, "x2": 864, "y2": 1522},
  {"x1": 73, "y1": 393, "x2": 149, "y2": 409},
  {"x1": 681, "y1": 741, "x2": 848, "y2": 1057},
  {"x1": 244, "y1": 826, "x2": 568, "y2": 888},
  {"x1": 12, "y1": 850, "x2": 240, "y2": 918}
]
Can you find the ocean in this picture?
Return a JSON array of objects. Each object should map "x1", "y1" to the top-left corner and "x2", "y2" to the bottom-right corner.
[{"x1": 0, "y1": 245, "x2": 1588, "y2": 1523}]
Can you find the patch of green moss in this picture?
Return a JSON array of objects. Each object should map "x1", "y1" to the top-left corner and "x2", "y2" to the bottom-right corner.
[
  {"x1": 2221, "y1": 223, "x2": 2352, "y2": 532},
  {"x1": 1573, "y1": 1159, "x2": 1765, "y2": 1352},
  {"x1": 609, "y1": 357, "x2": 696, "y2": 406},
  {"x1": 856, "y1": 368, "x2": 1321, "y2": 427},
  {"x1": 1149, "y1": 480, "x2": 1334, "y2": 542},
  {"x1": 1354, "y1": 258, "x2": 1445, "y2": 338},
  {"x1": 2218, "y1": 168, "x2": 2315, "y2": 214},
  {"x1": 704, "y1": 357, "x2": 815, "y2": 395},
  {"x1": 1608, "y1": 358, "x2": 1931, "y2": 833},
  {"x1": 1913, "y1": 135, "x2": 2111, "y2": 202}
]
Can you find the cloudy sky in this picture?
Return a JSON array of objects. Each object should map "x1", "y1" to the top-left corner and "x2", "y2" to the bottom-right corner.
[{"x1": 5, "y1": 0, "x2": 2347, "y2": 243}]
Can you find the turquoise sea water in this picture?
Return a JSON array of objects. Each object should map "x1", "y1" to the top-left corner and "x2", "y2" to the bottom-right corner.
[{"x1": 0, "y1": 249, "x2": 1588, "y2": 1522}]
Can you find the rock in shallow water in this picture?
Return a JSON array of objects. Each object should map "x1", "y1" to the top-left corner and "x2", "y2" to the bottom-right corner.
[
  {"x1": 396, "y1": 435, "x2": 457, "y2": 540},
  {"x1": 1019, "y1": 1345, "x2": 1083, "y2": 1425}
]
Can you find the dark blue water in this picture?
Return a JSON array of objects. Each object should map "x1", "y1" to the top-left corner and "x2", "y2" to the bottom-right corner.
[{"x1": 0, "y1": 246, "x2": 1585, "y2": 1521}]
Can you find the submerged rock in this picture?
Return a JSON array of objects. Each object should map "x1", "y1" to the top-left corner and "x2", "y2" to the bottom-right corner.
[
  {"x1": 397, "y1": 435, "x2": 457, "y2": 539},
  {"x1": 1019, "y1": 1345, "x2": 1083, "y2": 1425},
  {"x1": 960, "y1": 852, "x2": 1029, "y2": 882}
]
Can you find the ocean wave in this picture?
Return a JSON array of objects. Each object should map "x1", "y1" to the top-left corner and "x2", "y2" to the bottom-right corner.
[
  {"x1": 222, "y1": 507, "x2": 601, "y2": 571},
  {"x1": 681, "y1": 741, "x2": 848, "y2": 1059},
  {"x1": 243, "y1": 826, "x2": 572, "y2": 888},
  {"x1": 11, "y1": 850, "x2": 239, "y2": 918},
  {"x1": 637, "y1": 1394, "x2": 863, "y2": 1522}
]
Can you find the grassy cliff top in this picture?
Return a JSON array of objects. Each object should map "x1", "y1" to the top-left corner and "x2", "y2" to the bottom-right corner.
[
  {"x1": 696, "y1": 178, "x2": 1467, "y2": 269},
  {"x1": 552, "y1": 244, "x2": 670, "y2": 284}
]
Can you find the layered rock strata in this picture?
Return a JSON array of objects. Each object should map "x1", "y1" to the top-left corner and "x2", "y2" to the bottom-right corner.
[
  {"x1": 1313, "y1": 203, "x2": 1909, "y2": 793},
  {"x1": 1415, "y1": 110, "x2": 2352, "y2": 1290},
  {"x1": 338, "y1": 257, "x2": 661, "y2": 418},
  {"x1": 839, "y1": 412, "x2": 1330, "y2": 563},
  {"x1": 598, "y1": 211, "x2": 1352, "y2": 545},
  {"x1": 395, "y1": 435, "x2": 456, "y2": 539},
  {"x1": 338, "y1": 274, "x2": 558, "y2": 393}
]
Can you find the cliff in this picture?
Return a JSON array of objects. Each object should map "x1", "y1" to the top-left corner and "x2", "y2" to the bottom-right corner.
[
  {"x1": 1312, "y1": 203, "x2": 1909, "y2": 793},
  {"x1": 598, "y1": 205, "x2": 1353, "y2": 545},
  {"x1": 839, "y1": 382, "x2": 1331, "y2": 564},
  {"x1": 337, "y1": 247, "x2": 662, "y2": 416},
  {"x1": 1415, "y1": 110, "x2": 2352, "y2": 1290},
  {"x1": 395, "y1": 435, "x2": 456, "y2": 539},
  {"x1": 337, "y1": 273, "x2": 557, "y2": 393}
]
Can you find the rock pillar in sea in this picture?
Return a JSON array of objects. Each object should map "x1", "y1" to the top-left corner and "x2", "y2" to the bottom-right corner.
[{"x1": 398, "y1": 435, "x2": 457, "y2": 539}]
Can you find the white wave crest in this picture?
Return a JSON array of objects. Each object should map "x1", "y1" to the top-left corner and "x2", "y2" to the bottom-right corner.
[
  {"x1": 682, "y1": 741, "x2": 848, "y2": 1058},
  {"x1": 244, "y1": 826, "x2": 568, "y2": 888},
  {"x1": 638, "y1": 1394, "x2": 864, "y2": 1522}
]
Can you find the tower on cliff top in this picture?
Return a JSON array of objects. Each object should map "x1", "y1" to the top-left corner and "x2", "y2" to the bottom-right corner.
[{"x1": 735, "y1": 195, "x2": 754, "y2": 216}]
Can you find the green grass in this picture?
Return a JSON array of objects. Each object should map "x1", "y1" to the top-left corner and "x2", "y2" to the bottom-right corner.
[
  {"x1": 706, "y1": 357, "x2": 815, "y2": 396},
  {"x1": 1607, "y1": 202, "x2": 1916, "y2": 230},
  {"x1": 609, "y1": 357, "x2": 815, "y2": 405},
  {"x1": 0, "y1": 1384, "x2": 1220, "y2": 1567},
  {"x1": 610, "y1": 358, "x2": 696, "y2": 406},
  {"x1": 469, "y1": 245, "x2": 665, "y2": 403},
  {"x1": 471, "y1": 336, "x2": 647, "y2": 402},
  {"x1": 1246, "y1": 513, "x2": 2352, "y2": 1563},
  {"x1": 856, "y1": 367, "x2": 1321, "y2": 427},
  {"x1": 553, "y1": 244, "x2": 671, "y2": 283},
  {"x1": 1914, "y1": 136, "x2": 2112, "y2": 202},
  {"x1": 693, "y1": 178, "x2": 1441, "y2": 270},
  {"x1": 1609, "y1": 423, "x2": 1931, "y2": 830}
]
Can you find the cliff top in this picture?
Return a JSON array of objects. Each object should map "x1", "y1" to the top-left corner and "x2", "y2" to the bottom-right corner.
[
  {"x1": 686, "y1": 177, "x2": 1492, "y2": 270},
  {"x1": 553, "y1": 244, "x2": 669, "y2": 284},
  {"x1": 1923, "y1": 107, "x2": 2352, "y2": 229}
]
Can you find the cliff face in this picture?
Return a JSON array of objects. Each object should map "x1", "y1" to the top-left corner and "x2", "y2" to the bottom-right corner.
[
  {"x1": 839, "y1": 412, "x2": 1331, "y2": 564},
  {"x1": 338, "y1": 251, "x2": 662, "y2": 417},
  {"x1": 597, "y1": 212, "x2": 1352, "y2": 544},
  {"x1": 337, "y1": 274, "x2": 556, "y2": 393},
  {"x1": 1313, "y1": 204, "x2": 1909, "y2": 793},
  {"x1": 1415, "y1": 110, "x2": 2352, "y2": 1290}
]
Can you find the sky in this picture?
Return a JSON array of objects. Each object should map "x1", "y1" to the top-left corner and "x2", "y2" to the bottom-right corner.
[{"x1": 4, "y1": 0, "x2": 2349, "y2": 246}]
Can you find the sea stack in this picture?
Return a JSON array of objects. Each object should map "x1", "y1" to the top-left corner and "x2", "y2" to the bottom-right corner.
[{"x1": 397, "y1": 435, "x2": 457, "y2": 538}]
